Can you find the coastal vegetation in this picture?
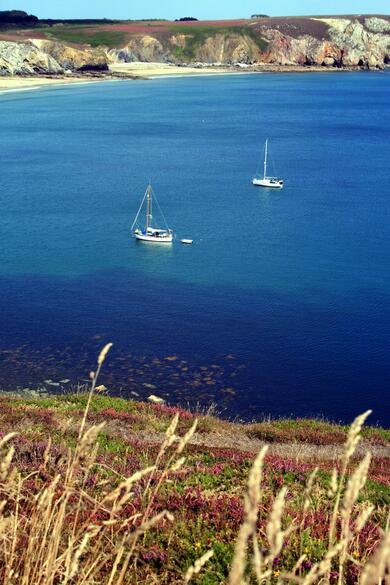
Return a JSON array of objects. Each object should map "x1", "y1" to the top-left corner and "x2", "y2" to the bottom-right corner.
[
  {"x1": 38, "y1": 26, "x2": 129, "y2": 49},
  {"x1": 0, "y1": 345, "x2": 389, "y2": 583}
]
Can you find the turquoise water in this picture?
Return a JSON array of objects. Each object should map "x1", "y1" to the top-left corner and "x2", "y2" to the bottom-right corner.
[{"x1": 1, "y1": 73, "x2": 389, "y2": 424}]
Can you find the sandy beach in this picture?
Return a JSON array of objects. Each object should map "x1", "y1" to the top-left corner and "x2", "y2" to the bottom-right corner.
[
  {"x1": 0, "y1": 67, "x2": 236, "y2": 94},
  {"x1": 0, "y1": 63, "x2": 369, "y2": 95},
  {"x1": 109, "y1": 62, "x2": 234, "y2": 77},
  {"x1": 108, "y1": 62, "x2": 362, "y2": 78}
]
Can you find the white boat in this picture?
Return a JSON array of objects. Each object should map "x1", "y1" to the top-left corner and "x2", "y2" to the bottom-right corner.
[
  {"x1": 131, "y1": 184, "x2": 173, "y2": 244},
  {"x1": 181, "y1": 239, "x2": 193, "y2": 245},
  {"x1": 252, "y1": 139, "x2": 284, "y2": 189}
]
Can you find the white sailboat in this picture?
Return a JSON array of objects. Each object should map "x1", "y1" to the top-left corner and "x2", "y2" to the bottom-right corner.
[
  {"x1": 131, "y1": 183, "x2": 173, "y2": 244},
  {"x1": 252, "y1": 139, "x2": 284, "y2": 189}
]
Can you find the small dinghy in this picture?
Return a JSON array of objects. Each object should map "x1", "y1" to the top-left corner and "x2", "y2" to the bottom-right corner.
[
  {"x1": 131, "y1": 183, "x2": 173, "y2": 244},
  {"x1": 181, "y1": 239, "x2": 193, "y2": 245}
]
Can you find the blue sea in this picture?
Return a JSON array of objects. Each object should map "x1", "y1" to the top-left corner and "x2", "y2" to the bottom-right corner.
[{"x1": 1, "y1": 72, "x2": 389, "y2": 425}]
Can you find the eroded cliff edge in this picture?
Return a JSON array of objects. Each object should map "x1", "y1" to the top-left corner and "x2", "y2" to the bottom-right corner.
[{"x1": 0, "y1": 16, "x2": 389, "y2": 76}]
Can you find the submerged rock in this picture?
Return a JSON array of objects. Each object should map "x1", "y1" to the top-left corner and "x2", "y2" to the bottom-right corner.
[{"x1": 147, "y1": 394, "x2": 166, "y2": 404}]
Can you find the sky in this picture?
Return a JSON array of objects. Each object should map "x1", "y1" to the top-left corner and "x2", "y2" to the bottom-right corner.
[{"x1": 1, "y1": 0, "x2": 389, "y2": 20}]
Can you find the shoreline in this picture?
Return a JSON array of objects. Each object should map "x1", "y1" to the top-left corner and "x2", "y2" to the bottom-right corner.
[
  {"x1": 109, "y1": 62, "x2": 380, "y2": 78},
  {"x1": 0, "y1": 63, "x2": 383, "y2": 95},
  {"x1": 0, "y1": 75, "x2": 113, "y2": 95}
]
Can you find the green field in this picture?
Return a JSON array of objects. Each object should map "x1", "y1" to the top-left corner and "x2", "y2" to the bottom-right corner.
[{"x1": 39, "y1": 26, "x2": 128, "y2": 48}]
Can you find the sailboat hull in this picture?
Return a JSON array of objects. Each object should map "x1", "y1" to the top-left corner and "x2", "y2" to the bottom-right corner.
[
  {"x1": 134, "y1": 233, "x2": 173, "y2": 243},
  {"x1": 252, "y1": 178, "x2": 284, "y2": 189}
]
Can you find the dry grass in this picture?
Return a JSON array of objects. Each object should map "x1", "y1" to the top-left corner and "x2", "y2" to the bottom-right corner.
[
  {"x1": 0, "y1": 345, "x2": 196, "y2": 584},
  {"x1": 0, "y1": 344, "x2": 389, "y2": 584},
  {"x1": 228, "y1": 409, "x2": 390, "y2": 585}
]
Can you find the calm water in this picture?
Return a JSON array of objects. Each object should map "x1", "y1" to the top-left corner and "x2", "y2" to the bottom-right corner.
[{"x1": 1, "y1": 72, "x2": 389, "y2": 425}]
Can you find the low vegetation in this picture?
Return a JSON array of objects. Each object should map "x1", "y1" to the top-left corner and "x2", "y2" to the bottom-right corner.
[
  {"x1": 38, "y1": 26, "x2": 129, "y2": 48},
  {"x1": 0, "y1": 344, "x2": 389, "y2": 583}
]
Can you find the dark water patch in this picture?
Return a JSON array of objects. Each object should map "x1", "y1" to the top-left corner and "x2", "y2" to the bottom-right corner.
[{"x1": 1, "y1": 269, "x2": 389, "y2": 425}]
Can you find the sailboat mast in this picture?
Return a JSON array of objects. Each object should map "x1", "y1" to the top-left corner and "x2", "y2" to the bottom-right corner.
[
  {"x1": 146, "y1": 185, "x2": 152, "y2": 230},
  {"x1": 264, "y1": 139, "x2": 268, "y2": 180}
]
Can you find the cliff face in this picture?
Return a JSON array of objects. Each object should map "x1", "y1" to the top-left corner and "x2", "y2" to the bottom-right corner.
[
  {"x1": 0, "y1": 16, "x2": 389, "y2": 75},
  {"x1": 256, "y1": 17, "x2": 390, "y2": 67},
  {"x1": 109, "y1": 16, "x2": 390, "y2": 69},
  {"x1": 109, "y1": 32, "x2": 266, "y2": 66},
  {"x1": 32, "y1": 39, "x2": 108, "y2": 71},
  {"x1": 108, "y1": 36, "x2": 171, "y2": 63},
  {"x1": 0, "y1": 40, "x2": 63, "y2": 75},
  {"x1": 186, "y1": 33, "x2": 262, "y2": 64},
  {"x1": 320, "y1": 17, "x2": 390, "y2": 67},
  {"x1": 0, "y1": 39, "x2": 109, "y2": 75}
]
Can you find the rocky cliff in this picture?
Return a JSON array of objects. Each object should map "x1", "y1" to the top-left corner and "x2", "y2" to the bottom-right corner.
[
  {"x1": 109, "y1": 16, "x2": 390, "y2": 69},
  {"x1": 31, "y1": 39, "x2": 108, "y2": 71},
  {"x1": 108, "y1": 32, "x2": 265, "y2": 65},
  {"x1": 0, "y1": 40, "x2": 63, "y2": 74},
  {"x1": 0, "y1": 39, "x2": 108, "y2": 75},
  {"x1": 256, "y1": 16, "x2": 390, "y2": 67},
  {"x1": 108, "y1": 35, "x2": 171, "y2": 63},
  {"x1": 0, "y1": 16, "x2": 389, "y2": 76}
]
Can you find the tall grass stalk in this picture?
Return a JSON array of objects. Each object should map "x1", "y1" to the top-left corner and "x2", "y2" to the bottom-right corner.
[
  {"x1": 0, "y1": 344, "x2": 197, "y2": 585},
  {"x1": 227, "y1": 409, "x2": 389, "y2": 585}
]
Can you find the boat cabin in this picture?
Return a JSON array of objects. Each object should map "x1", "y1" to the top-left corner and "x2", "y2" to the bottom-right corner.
[{"x1": 145, "y1": 227, "x2": 171, "y2": 238}]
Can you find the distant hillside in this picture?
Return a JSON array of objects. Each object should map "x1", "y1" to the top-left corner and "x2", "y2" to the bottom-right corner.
[{"x1": 0, "y1": 14, "x2": 390, "y2": 74}]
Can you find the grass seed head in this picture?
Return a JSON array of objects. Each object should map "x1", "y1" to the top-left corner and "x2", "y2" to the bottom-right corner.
[{"x1": 97, "y1": 343, "x2": 113, "y2": 366}]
